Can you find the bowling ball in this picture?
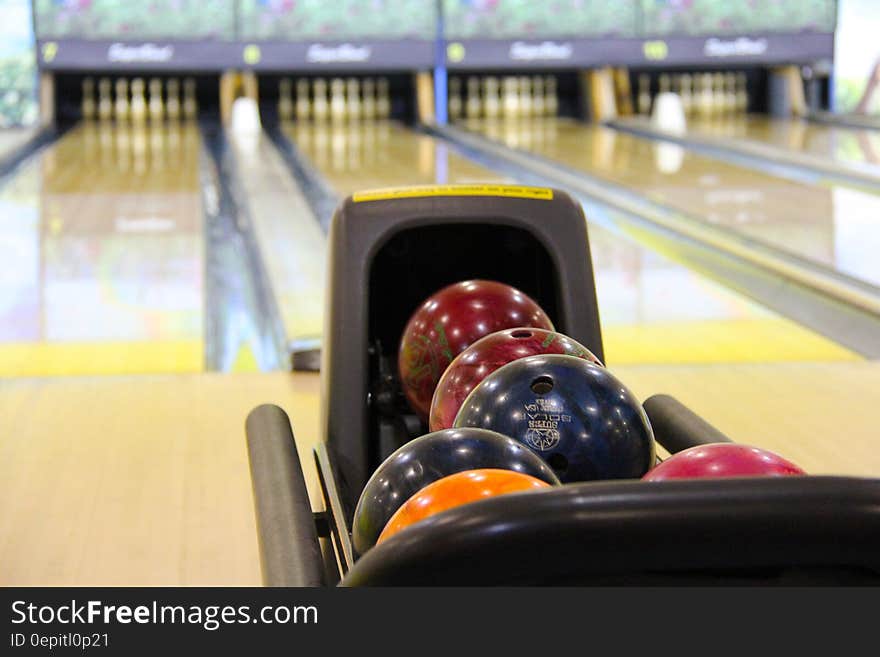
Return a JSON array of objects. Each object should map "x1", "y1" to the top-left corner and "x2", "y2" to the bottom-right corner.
[
  {"x1": 429, "y1": 328, "x2": 602, "y2": 432},
  {"x1": 643, "y1": 443, "x2": 806, "y2": 481},
  {"x1": 377, "y1": 469, "x2": 550, "y2": 545},
  {"x1": 454, "y1": 354, "x2": 655, "y2": 483},
  {"x1": 351, "y1": 427, "x2": 560, "y2": 554},
  {"x1": 398, "y1": 280, "x2": 554, "y2": 419}
]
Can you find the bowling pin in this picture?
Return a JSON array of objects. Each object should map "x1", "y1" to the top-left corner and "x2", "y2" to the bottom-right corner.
[
  {"x1": 531, "y1": 76, "x2": 545, "y2": 117},
  {"x1": 376, "y1": 77, "x2": 391, "y2": 119},
  {"x1": 313, "y1": 78, "x2": 329, "y2": 122},
  {"x1": 97, "y1": 77, "x2": 113, "y2": 121},
  {"x1": 130, "y1": 78, "x2": 147, "y2": 124},
  {"x1": 502, "y1": 76, "x2": 520, "y2": 118},
  {"x1": 81, "y1": 77, "x2": 96, "y2": 120},
  {"x1": 465, "y1": 77, "x2": 482, "y2": 119},
  {"x1": 712, "y1": 72, "x2": 725, "y2": 116},
  {"x1": 362, "y1": 78, "x2": 376, "y2": 120},
  {"x1": 679, "y1": 73, "x2": 693, "y2": 116},
  {"x1": 483, "y1": 77, "x2": 499, "y2": 119},
  {"x1": 182, "y1": 78, "x2": 197, "y2": 120},
  {"x1": 659, "y1": 73, "x2": 671, "y2": 95},
  {"x1": 448, "y1": 76, "x2": 462, "y2": 121},
  {"x1": 166, "y1": 78, "x2": 181, "y2": 121},
  {"x1": 637, "y1": 74, "x2": 651, "y2": 115},
  {"x1": 519, "y1": 76, "x2": 532, "y2": 118},
  {"x1": 114, "y1": 78, "x2": 130, "y2": 122},
  {"x1": 148, "y1": 78, "x2": 164, "y2": 122},
  {"x1": 697, "y1": 73, "x2": 713, "y2": 117},
  {"x1": 295, "y1": 78, "x2": 311, "y2": 121},
  {"x1": 330, "y1": 78, "x2": 346, "y2": 123},
  {"x1": 735, "y1": 72, "x2": 748, "y2": 113},
  {"x1": 725, "y1": 72, "x2": 737, "y2": 114},
  {"x1": 278, "y1": 78, "x2": 294, "y2": 121},
  {"x1": 544, "y1": 75, "x2": 558, "y2": 117},
  {"x1": 346, "y1": 78, "x2": 361, "y2": 121}
]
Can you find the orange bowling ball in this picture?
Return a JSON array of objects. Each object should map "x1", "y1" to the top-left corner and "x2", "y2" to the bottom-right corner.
[{"x1": 377, "y1": 468, "x2": 551, "y2": 544}]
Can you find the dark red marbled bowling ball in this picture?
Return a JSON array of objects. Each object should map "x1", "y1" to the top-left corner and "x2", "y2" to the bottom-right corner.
[
  {"x1": 398, "y1": 280, "x2": 553, "y2": 420},
  {"x1": 429, "y1": 327, "x2": 602, "y2": 432}
]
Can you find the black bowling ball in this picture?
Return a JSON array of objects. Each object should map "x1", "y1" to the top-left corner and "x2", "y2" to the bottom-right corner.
[{"x1": 351, "y1": 427, "x2": 560, "y2": 555}]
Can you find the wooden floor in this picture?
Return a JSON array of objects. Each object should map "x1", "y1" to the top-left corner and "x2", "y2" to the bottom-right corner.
[
  {"x1": 1, "y1": 362, "x2": 878, "y2": 586},
  {"x1": 466, "y1": 117, "x2": 880, "y2": 288},
  {"x1": 0, "y1": 372, "x2": 319, "y2": 586}
]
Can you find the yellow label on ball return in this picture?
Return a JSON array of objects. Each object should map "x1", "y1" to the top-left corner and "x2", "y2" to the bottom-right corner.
[{"x1": 352, "y1": 185, "x2": 553, "y2": 203}]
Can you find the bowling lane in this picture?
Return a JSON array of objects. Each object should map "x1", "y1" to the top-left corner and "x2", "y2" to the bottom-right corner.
[
  {"x1": 0, "y1": 127, "x2": 37, "y2": 160},
  {"x1": 677, "y1": 114, "x2": 880, "y2": 170},
  {"x1": 229, "y1": 128, "x2": 325, "y2": 349},
  {"x1": 0, "y1": 121, "x2": 205, "y2": 377},
  {"x1": 466, "y1": 117, "x2": 880, "y2": 289},
  {"x1": 284, "y1": 119, "x2": 493, "y2": 188},
  {"x1": 281, "y1": 120, "x2": 856, "y2": 365}
]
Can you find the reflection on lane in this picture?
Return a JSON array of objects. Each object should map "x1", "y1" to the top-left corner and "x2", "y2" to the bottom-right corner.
[
  {"x1": 282, "y1": 120, "x2": 856, "y2": 364},
  {"x1": 285, "y1": 119, "x2": 492, "y2": 190},
  {"x1": 0, "y1": 122, "x2": 204, "y2": 377},
  {"x1": 681, "y1": 114, "x2": 880, "y2": 168},
  {"x1": 467, "y1": 117, "x2": 880, "y2": 288}
]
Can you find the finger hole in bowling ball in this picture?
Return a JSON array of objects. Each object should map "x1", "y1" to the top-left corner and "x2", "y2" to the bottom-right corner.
[
  {"x1": 511, "y1": 330, "x2": 533, "y2": 338},
  {"x1": 531, "y1": 376, "x2": 554, "y2": 394},
  {"x1": 547, "y1": 453, "x2": 568, "y2": 474}
]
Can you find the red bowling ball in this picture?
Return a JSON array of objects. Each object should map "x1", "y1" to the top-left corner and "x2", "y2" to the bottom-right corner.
[
  {"x1": 643, "y1": 443, "x2": 805, "y2": 481},
  {"x1": 429, "y1": 327, "x2": 602, "y2": 431},
  {"x1": 398, "y1": 280, "x2": 554, "y2": 419}
]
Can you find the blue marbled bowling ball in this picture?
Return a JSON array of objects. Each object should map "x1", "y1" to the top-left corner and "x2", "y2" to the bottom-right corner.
[{"x1": 453, "y1": 354, "x2": 655, "y2": 483}]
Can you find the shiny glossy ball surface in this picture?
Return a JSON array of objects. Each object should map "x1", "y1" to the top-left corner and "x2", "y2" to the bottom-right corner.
[
  {"x1": 643, "y1": 443, "x2": 806, "y2": 481},
  {"x1": 377, "y1": 469, "x2": 550, "y2": 545},
  {"x1": 430, "y1": 327, "x2": 601, "y2": 432},
  {"x1": 454, "y1": 354, "x2": 655, "y2": 483},
  {"x1": 398, "y1": 280, "x2": 553, "y2": 419},
  {"x1": 352, "y1": 427, "x2": 560, "y2": 554}
]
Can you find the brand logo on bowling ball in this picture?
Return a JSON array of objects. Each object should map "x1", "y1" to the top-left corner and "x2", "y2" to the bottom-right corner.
[{"x1": 523, "y1": 398, "x2": 570, "y2": 451}]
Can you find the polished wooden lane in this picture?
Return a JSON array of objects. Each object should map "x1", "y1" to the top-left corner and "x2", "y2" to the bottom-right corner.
[
  {"x1": 680, "y1": 114, "x2": 880, "y2": 168},
  {"x1": 229, "y1": 130, "x2": 325, "y2": 348},
  {"x1": 285, "y1": 119, "x2": 494, "y2": 191},
  {"x1": 2, "y1": 363, "x2": 877, "y2": 585},
  {"x1": 0, "y1": 121, "x2": 205, "y2": 376},
  {"x1": 467, "y1": 117, "x2": 880, "y2": 289},
  {"x1": 281, "y1": 120, "x2": 857, "y2": 365}
]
